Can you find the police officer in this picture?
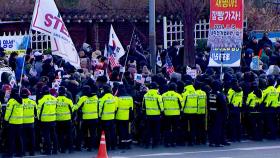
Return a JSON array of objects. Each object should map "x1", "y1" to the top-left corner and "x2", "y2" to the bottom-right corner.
[
  {"x1": 56, "y1": 86, "x2": 74, "y2": 153},
  {"x1": 142, "y1": 82, "x2": 163, "y2": 148},
  {"x1": 162, "y1": 83, "x2": 183, "y2": 147},
  {"x1": 76, "y1": 85, "x2": 99, "y2": 151},
  {"x1": 115, "y1": 85, "x2": 134, "y2": 149},
  {"x1": 262, "y1": 75, "x2": 278, "y2": 140},
  {"x1": 276, "y1": 77, "x2": 280, "y2": 136},
  {"x1": 4, "y1": 88, "x2": 24, "y2": 157},
  {"x1": 99, "y1": 85, "x2": 118, "y2": 150},
  {"x1": 182, "y1": 80, "x2": 197, "y2": 146},
  {"x1": 227, "y1": 79, "x2": 243, "y2": 142},
  {"x1": 195, "y1": 81, "x2": 207, "y2": 145},
  {"x1": 37, "y1": 86, "x2": 58, "y2": 155},
  {"x1": 246, "y1": 82, "x2": 263, "y2": 140},
  {"x1": 208, "y1": 80, "x2": 227, "y2": 147},
  {"x1": 21, "y1": 88, "x2": 37, "y2": 156}
]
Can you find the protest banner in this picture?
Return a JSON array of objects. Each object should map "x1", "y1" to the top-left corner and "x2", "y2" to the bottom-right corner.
[
  {"x1": 31, "y1": 0, "x2": 80, "y2": 68},
  {"x1": 0, "y1": 35, "x2": 30, "y2": 54},
  {"x1": 208, "y1": 0, "x2": 244, "y2": 67}
]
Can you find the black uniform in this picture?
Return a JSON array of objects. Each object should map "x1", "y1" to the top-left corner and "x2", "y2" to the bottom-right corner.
[{"x1": 208, "y1": 81, "x2": 228, "y2": 147}]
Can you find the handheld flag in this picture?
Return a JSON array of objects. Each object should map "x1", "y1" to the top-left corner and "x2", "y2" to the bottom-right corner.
[
  {"x1": 130, "y1": 31, "x2": 148, "y2": 62},
  {"x1": 108, "y1": 25, "x2": 125, "y2": 60},
  {"x1": 31, "y1": 0, "x2": 80, "y2": 68},
  {"x1": 108, "y1": 45, "x2": 120, "y2": 69},
  {"x1": 156, "y1": 51, "x2": 162, "y2": 67},
  {"x1": 104, "y1": 44, "x2": 108, "y2": 58},
  {"x1": 164, "y1": 55, "x2": 175, "y2": 75}
]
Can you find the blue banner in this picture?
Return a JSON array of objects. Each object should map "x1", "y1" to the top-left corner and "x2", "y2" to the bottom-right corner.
[{"x1": 208, "y1": 47, "x2": 241, "y2": 67}]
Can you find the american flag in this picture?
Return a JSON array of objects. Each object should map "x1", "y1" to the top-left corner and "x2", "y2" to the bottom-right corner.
[
  {"x1": 164, "y1": 55, "x2": 175, "y2": 75},
  {"x1": 108, "y1": 45, "x2": 120, "y2": 69}
]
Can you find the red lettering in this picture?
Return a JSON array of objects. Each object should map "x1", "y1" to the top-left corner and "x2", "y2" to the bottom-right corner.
[
  {"x1": 44, "y1": 13, "x2": 53, "y2": 27},
  {"x1": 44, "y1": 13, "x2": 69, "y2": 37},
  {"x1": 60, "y1": 24, "x2": 69, "y2": 37},
  {"x1": 53, "y1": 16, "x2": 63, "y2": 30}
]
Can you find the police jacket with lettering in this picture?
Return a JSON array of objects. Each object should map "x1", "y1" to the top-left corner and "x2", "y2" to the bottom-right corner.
[{"x1": 208, "y1": 90, "x2": 227, "y2": 115}]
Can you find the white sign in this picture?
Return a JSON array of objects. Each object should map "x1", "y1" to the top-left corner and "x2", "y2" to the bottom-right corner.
[
  {"x1": 0, "y1": 67, "x2": 16, "y2": 82},
  {"x1": 0, "y1": 35, "x2": 29, "y2": 54},
  {"x1": 186, "y1": 69, "x2": 197, "y2": 79},
  {"x1": 52, "y1": 79, "x2": 62, "y2": 91},
  {"x1": 120, "y1": 66, "x2": 125, "y2": 73},
  {"x1": 94, "y1": 70, "x2": 104, "y2": 77},
  {"x1": 134, "y1": 74, "x2": 144, "y2": 84},
  {"x1": 31, "y1": 0, "x2": 80, "y2": 68}
]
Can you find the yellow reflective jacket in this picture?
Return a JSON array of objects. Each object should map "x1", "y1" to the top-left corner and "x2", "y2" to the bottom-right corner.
[
  {"x1": 143, "y1": 89, "x2": 163, "y2": 116},
  {"x1": 162, "y1": 91, "x2": 183, "y2": 116},
  {"x1": 116, "y1": 96, "x2": 133, "y2": 120},
  {"x1": 37, "y1": 94, "x2": 57, "y2": 122},
  {"x1": 4, "y1": 99, "x2": 23, "y2": 125},
  {"x1": 22, "y1": 98, "x2": 37, "y2": 124},
  {"x1": 263, "y1": 86, "x2": 279, "y2": 108},
  {"x1": 196, "y1": 89, "x2": 207, "y2": 114},
  {"x1": 56, "y1": 96, "x2": 74, "y2": 121},
  {"x1": 227, "y1": 88, "x2": 243, "y2": 108},
  {"x1": 99, "y1": 93, "x2": 118, "y2": 120},
  {"x1": 76, "y1": 95, "x2": 99, "y2": 120},
  {"x1": 182, "y1": 85, "x2": 198, "y2": 114}
]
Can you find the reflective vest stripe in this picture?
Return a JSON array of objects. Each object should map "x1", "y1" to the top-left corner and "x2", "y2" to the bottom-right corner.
[
  {"x1": 56, "y1": 112, "x2": 71, "y2": 116},
  {"x1": 41, "y1": 114, "x2": 56, "y2": 116},
  {"x1": 83, "y1": 112, "x2": 98, "y2": 114},
  {"x1": 184, "y1": 106, "x2": 197, "y2": 108},
  {"x1": 10, "y1": 116, "x2": 24, "y2": 119},
  {"x1": 210, "y1": 108, "x2": 217, "y2": 111},
  {"x1": 164, "y1": 108, "x2": 179, "y2": 110},
  {"x1": 22, "y1": 116, "x2": 34, "y2": 118},
  {"x1": 118, "y1": 108, "x2": 129, "y2": 110},
  {"x1": 103, "y1": 112, "x2": 115, "y2": 115},
  {"x1": 146, "y1": 108, "x2": 159, "y2": 110}
]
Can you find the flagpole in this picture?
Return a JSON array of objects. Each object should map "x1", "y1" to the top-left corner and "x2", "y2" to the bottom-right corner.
[
  {"x1": 120, "y1": 27, "x2": 136, "y2": 82},
  {"x1": 18, "y1": 29, "x2": 32, "y2": 94}
]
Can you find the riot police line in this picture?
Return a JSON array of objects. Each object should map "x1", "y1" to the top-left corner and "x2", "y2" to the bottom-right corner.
[{"x1": 1, "y1": 71, "x2": 280, "y2": 157}]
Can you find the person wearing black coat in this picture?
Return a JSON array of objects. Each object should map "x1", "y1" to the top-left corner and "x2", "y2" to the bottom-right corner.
[
  {"x1": 208, "y1": 80, "x2": 229, "y2": 147},
  {"x1": 167, "y1": 41, "x2": 184, "y2": 69}
]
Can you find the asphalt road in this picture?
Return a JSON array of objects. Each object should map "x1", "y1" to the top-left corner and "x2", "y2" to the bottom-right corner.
[{"x1": 13, "y1": 140, "x2": 280, "y2": 158}]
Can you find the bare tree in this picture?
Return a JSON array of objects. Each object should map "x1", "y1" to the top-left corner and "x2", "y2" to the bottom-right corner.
[
  {"x1": 160, "y1": 0, "x2": 208, "y2": 67},
  {"x1": 245, "y1": 0, "x2": 280, "y2": 30}
]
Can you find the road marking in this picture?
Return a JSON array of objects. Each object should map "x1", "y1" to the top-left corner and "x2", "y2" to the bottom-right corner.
[
  {"x1": 23, "y1": 155, "x2": 47, "y2": 158},
  {"x1": 117, "y1": 145, "x2": 280, "y2": 158},
  {"x1": 238, "y1": 145, "x2": 280, "y2": 151},
  {"x1": 127, "y1": 149, "x2": 237, "y2": 157}
]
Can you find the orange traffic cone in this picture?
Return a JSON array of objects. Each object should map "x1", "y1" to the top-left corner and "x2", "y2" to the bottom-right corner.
[{"x1": 96, "y1": 131, "x2": 108, "y2": 158}]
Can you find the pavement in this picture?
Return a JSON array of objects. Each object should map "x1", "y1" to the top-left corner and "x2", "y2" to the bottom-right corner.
[{"x1": 9, "y1": 140, "x2": 280, "y2": 158}]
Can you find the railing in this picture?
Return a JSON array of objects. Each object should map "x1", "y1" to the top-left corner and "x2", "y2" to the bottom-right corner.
[
  {"x1": 163, "y1": 17, "x2": 248, "y2": 48},
  {"x1": 1, "y1": 30, "x2": 50, "y2": 53}
]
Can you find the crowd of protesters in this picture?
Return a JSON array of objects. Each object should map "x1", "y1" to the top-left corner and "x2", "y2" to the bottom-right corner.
[{"x1": 0, "y1": 32, "x2": 280, "y2": 157}]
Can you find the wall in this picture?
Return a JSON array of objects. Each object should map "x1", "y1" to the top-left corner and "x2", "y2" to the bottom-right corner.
[{"x1": 0, "y1": 21, "x2": 164, "y2": 51}]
